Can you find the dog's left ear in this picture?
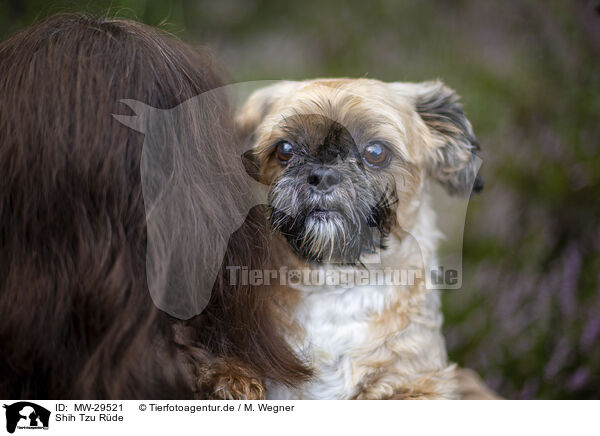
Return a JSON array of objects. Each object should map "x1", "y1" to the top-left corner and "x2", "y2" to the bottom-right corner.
[{"x1": 393, "y1": 80, "x2": 483, "y2": 196}]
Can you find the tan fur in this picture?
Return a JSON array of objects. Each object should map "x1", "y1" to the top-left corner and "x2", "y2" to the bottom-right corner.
[{"x1": 238, "y1": 78, "x2": 477, "y2": 399}]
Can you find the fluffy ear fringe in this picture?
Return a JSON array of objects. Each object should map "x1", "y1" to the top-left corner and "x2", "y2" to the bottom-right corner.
[
  {"x1": 413, "y1": 80, "x2": 483, "y2": 196},
  {"x1": 236, "y1": 81, "x2": 300, "y2": 144}
]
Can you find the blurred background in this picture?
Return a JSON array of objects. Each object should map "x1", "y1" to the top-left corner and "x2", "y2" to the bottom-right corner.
[{"x1": 1, "y1": 0, "x2": 599, "y2": 399}]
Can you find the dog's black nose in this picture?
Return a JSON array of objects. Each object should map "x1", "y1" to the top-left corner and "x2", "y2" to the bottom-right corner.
[{"x1": 307, "y1": 166, "x2": 341, "y2": 191}]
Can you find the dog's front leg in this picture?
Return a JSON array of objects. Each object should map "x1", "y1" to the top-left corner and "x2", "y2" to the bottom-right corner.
[
  {"x1": 173, "y1": 323, "x2": 266, "y2": 400},
  {"x1": 199, "y1": 357, "x2": 266, "y2": 400},
  {"x1": 353, "y1": 365, "x2": 459, "y2": 400}
]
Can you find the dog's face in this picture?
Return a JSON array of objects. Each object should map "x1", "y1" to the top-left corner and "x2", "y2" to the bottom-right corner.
[{"x1": 238, "y1": 79, "x2": 481, "y2": 264}]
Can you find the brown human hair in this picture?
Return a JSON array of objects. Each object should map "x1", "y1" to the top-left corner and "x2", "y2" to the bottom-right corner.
[{"x1": 0, "y1": 14, "x2": 309, "y2": 399}]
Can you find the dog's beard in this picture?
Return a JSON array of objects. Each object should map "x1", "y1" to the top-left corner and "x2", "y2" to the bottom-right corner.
[{"x1": 269, "y1": 170, "x2": 397, "y2": 264}]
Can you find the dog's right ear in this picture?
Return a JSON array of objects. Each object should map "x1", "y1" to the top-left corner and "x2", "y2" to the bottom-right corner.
[{"x1": 236, "y1": 81, "x2": 300, "y2": 145}]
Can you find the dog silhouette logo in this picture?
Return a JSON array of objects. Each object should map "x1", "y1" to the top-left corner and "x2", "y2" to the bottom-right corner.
[
  {"x1": 113, "y1": 92, "x2": 267, "y2": 320},
  {"x1": 3, "y1": 402, "x2": 50, "y2": 433}
]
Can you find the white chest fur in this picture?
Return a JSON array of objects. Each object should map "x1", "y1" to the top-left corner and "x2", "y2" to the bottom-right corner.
[
  {"x1": 267, "y1": 280, "x2": 409, "y2": 400},
  {"x1": 266, "y1": 197, "x2": 453, "y2": 399}
]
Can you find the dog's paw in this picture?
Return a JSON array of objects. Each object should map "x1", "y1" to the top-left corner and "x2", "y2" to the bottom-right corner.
[
  {"x1": 198, "y1": 358, "x2": 266, "y2": 400},
  {"x1": 210, "y1": 372, "x2": 266, "y2": 400}
]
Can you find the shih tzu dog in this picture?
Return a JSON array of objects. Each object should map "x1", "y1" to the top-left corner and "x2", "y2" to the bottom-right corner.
[{"x1": 237, "y1": 78, "x2": 482, "y2": 399}]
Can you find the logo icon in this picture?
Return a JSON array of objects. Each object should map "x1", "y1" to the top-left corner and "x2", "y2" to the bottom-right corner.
[{"x1": 3, "y1": 402, "x2": 50, "y2": 433}]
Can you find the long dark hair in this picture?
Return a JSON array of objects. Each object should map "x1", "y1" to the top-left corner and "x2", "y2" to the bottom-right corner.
[{"x1": 0, "y1": 14, "x2": 309, "y2": 399}]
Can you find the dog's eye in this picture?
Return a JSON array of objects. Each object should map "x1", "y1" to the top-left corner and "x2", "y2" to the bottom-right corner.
[
  {"x1": 363, "y1": 143, "x2": 389, "y2": 167},
  {"x1": 276, "y1": 141, "x2": 294, "y2": 163}
]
